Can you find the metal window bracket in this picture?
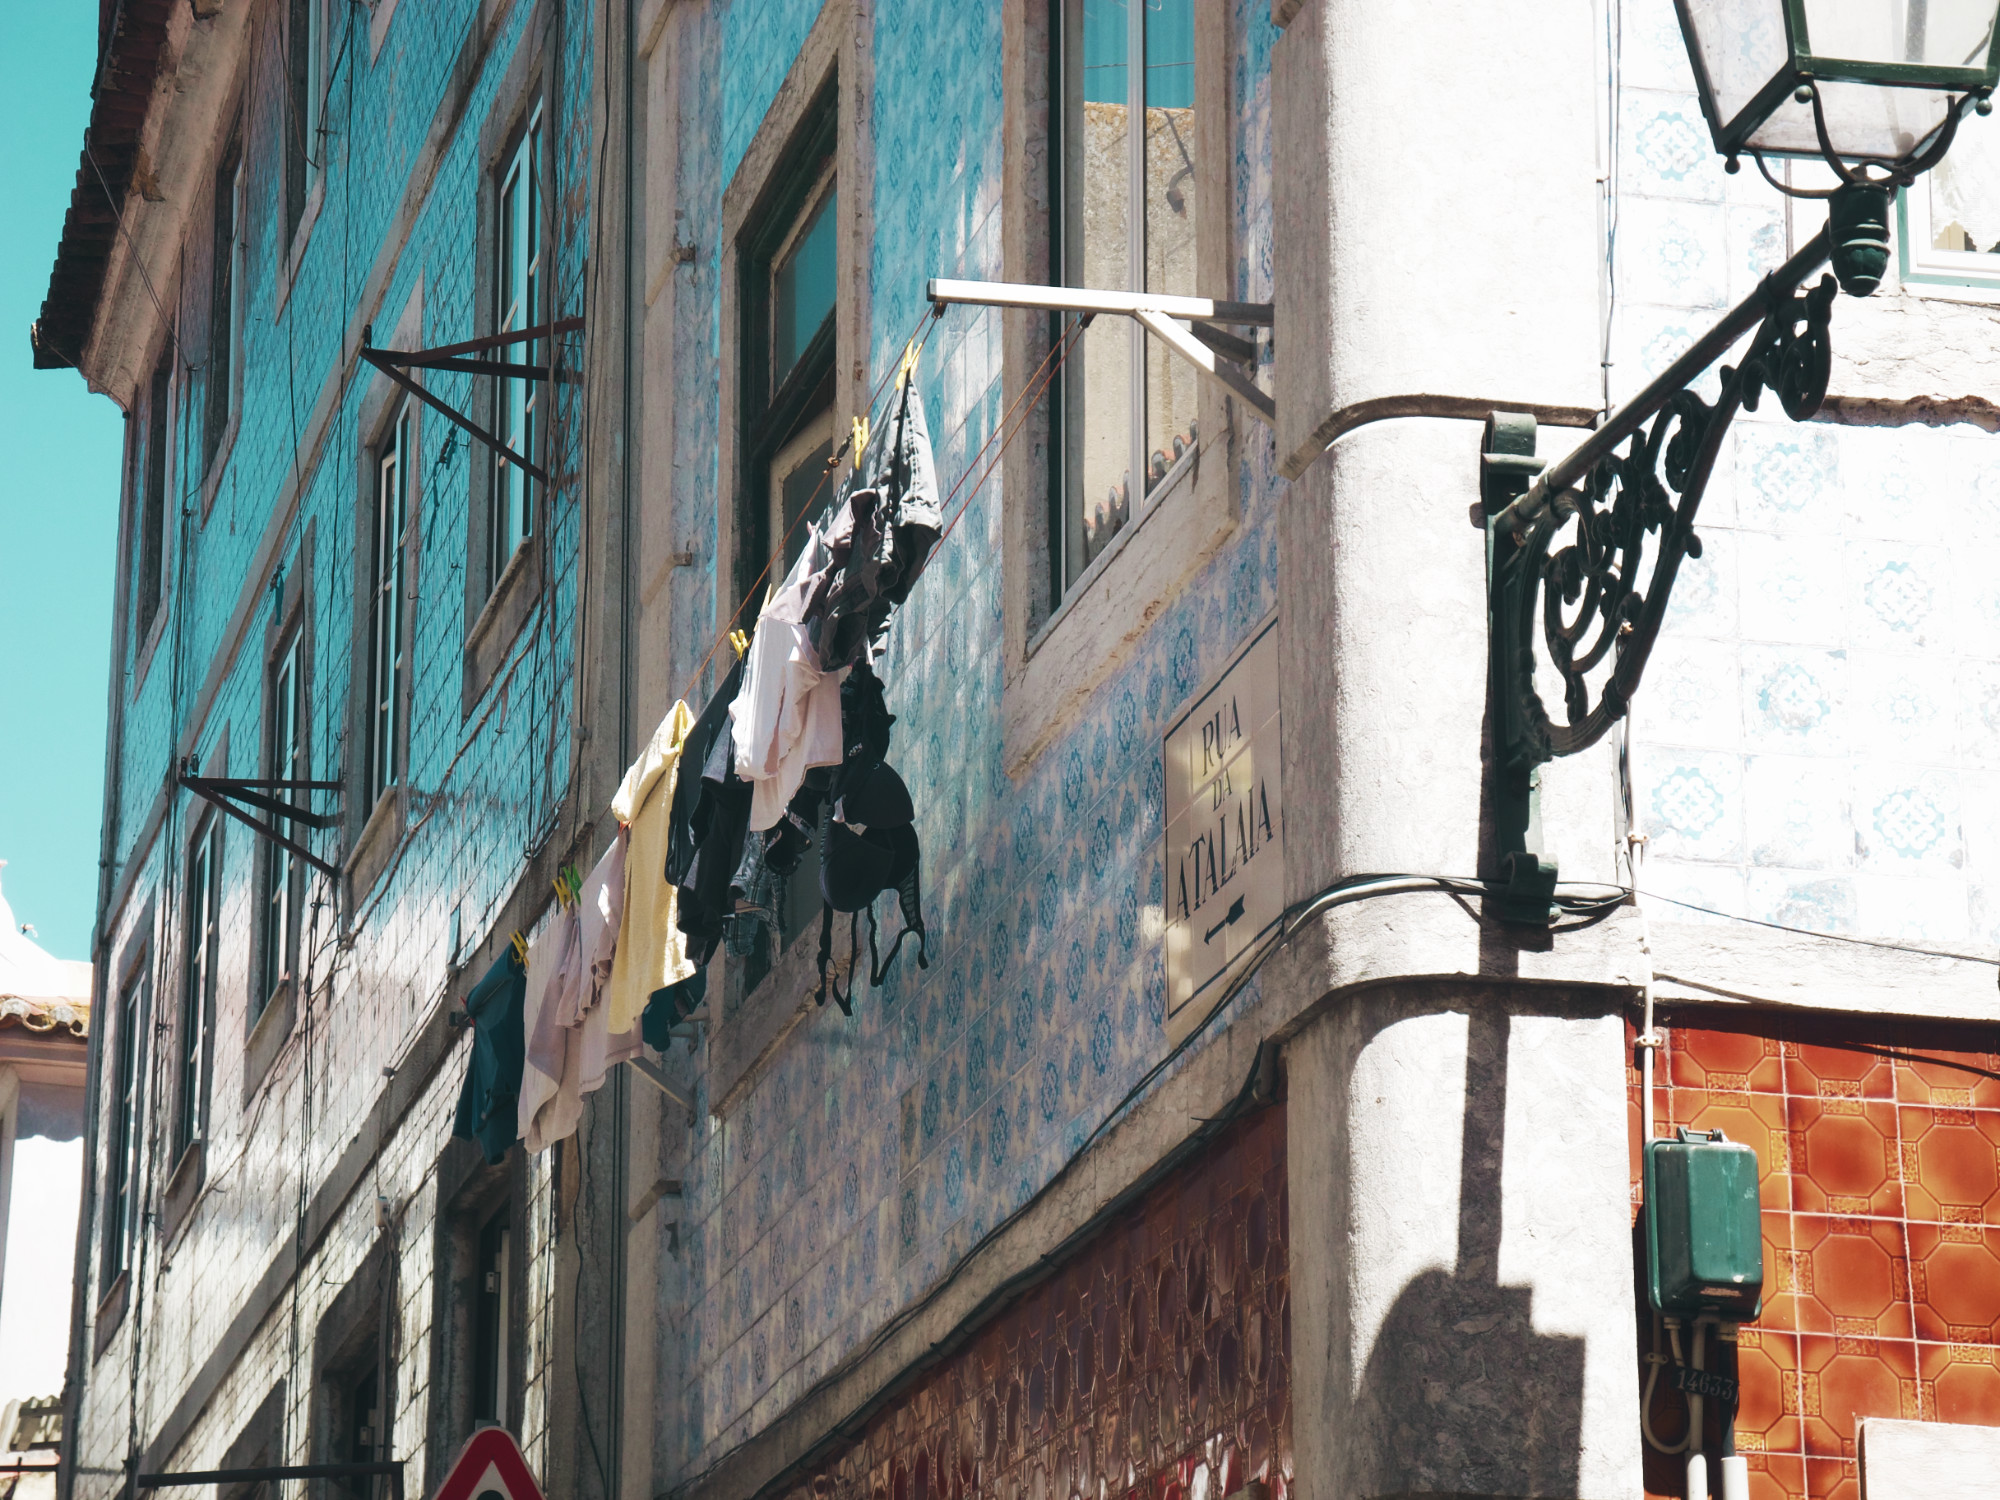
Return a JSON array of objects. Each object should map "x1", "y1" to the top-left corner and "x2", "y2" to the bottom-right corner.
[
  {"x1": 177, "y1": 767, "x2": 343, "y2": 880},
  {"x1": 358, "y1": 316, "x2": 584, "y2": 487},
  {"x1": 925, "y1": 278, "x2": 1276, "y2": 426}
]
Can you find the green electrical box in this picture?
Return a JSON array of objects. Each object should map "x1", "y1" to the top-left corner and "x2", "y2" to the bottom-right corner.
[{"x1": 1644, "y1": 1126, "x2": 1764, "y2": 1321}]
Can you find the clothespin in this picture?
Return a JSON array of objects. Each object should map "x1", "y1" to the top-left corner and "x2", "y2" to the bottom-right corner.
[
  {"x1": 510, "y1": 930, "x2": 528, "y2": 967},
  {"x1": 729, "y1": 629, "x2": 749, "y2": 659},
  {"x1": 895, "y1": 338, "x2": 920, "y2": 392},
  {"x1": 851, "y1": 414, "x2": 870, "y2": 469}
]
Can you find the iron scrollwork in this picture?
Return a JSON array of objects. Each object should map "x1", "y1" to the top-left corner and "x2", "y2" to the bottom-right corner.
[{"x1": 1487, "y1": 270, "x2": 1837, "y2": 775}]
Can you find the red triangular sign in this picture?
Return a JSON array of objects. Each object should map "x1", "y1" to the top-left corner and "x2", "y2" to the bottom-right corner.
[{"x1": 429, "y1": 1428, "x2": 547, "y2": 1500}]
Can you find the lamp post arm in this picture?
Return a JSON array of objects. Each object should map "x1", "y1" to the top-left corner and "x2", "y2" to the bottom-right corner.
[{"x1": 1493, "y1": 225, "x2": 1833, "y2": 543}]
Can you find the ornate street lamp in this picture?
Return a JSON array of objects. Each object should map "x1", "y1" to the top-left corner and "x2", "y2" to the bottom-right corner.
[{"x1": 1481, "y1": 0, "x2": 2000, "y2": 923}]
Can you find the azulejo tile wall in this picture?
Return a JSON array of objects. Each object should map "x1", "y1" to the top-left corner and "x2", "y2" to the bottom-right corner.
[
  {"x1": 1626, "y1": 1011, "x2": 2000, "y2": 1500},
  {"x1": 771, "y1": 1106, "x2": 1292, "y2": 1500},
  {"x1": 1612, "y1": 0, "x2": 2000, "y2": 948},
  {"x1": 660, "y1": 0, "x2": 1285, "y2": 1477}
]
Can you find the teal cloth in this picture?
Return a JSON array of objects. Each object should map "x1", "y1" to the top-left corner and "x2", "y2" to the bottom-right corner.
[{"x1": 451, "y1": 949, "x2": 527, "y2": 1164}]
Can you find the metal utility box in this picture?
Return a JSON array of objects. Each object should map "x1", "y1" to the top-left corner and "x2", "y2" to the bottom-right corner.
[{"x1": 1645, "y1": 1126, "x2": 1764, "y2": 1320}]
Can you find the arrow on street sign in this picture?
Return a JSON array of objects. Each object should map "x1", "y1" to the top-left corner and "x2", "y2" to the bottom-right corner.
[{"x1": 429, "y1": 1429, "x2": 546, "y2": 1500}]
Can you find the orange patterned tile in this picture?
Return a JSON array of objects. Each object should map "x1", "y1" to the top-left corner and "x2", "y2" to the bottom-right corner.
[
  {"x1": 1787, "y1": 1216, "x2": 1914, "y2": 1342},
  {"x1": 1906, "y1": 1221, "x2": 2000, "y2": 1345},
  {"x1": 1803, "y1": 1455, "x2": 1860, "y2": 1500},
  {"x1": 1735, "y1": 1325, "x2": 1803, "y2": 1460},
  {"x1": 1795, "y1": 1334, "x2": 1917, "y2": 1458},
  {"x1": 1892, "y1": 1044, "x2": 2000, "y2": 1112},
  {"x1": 1898, "y1": 1106, "x2": 2000, "y2": 1227},
  {"x1": 1746, "y1": 1452, "x2": 1807, "y2": 1500},
  {"x1": 1918, "y1": 1341, "x2": 2000, "y2": 1426},
  {"x1": 1670, "y1": 1026, "x2": 1789, "y2": 1096},
  {"x1": 1789, "y1": 1097, "x2": 1903, "y2": 1220},
  {"x1": 1786, "y1": 1041, "x2": 1896, "y2": 1105}
]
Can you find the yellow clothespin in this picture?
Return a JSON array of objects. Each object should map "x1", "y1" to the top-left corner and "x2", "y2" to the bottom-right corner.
[
  {"x1": 896, "y1": 338, "x2": 920, "y2": 392},
  {"x1": 510, "y1": 930, "x2": 528, "y2": 967},
  {"x1": 729, "y1": 629, "x2": 750, "y2": 659},
  {"x1": 851, "y1": 414, "x2": 870, "y2": 469}
]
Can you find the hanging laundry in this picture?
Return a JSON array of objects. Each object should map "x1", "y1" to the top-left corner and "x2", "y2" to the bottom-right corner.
[
  {"x1": 666, "y1": 659, "x2": 741, "y2": 889},
  {"x1": 675, "y1": 714, "x2": 756, "y2": 967},
  {"x1": 520, "y1": 899, "x2": 582, "y2": 1153},
  {"x1": 808, "y1": 380, "x2": 942, "y2": 672},
  {"x1": 575, "y1": 826, "x2": 642, "y2": 1093},
  {"x1": 730, "y1": 522, "x2": 849, "y2": 832},
  {"x1": 810, "y1": 662, "x2": 927, "y2": 1013},
  {"x1": 451, "y1": 947, "x2": 528, "y2": 1165},
  {"x1": 606, "y1": 698, "x2": 698, "y2": 1035}
]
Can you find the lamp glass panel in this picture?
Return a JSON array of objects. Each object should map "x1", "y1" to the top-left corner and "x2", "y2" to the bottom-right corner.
[
  {"x1": 1799, "y1": 0, "x2": 1998, "y2": 68},
  {"x1": 1744, "y1": 76, "x2": 1959, "y2": 155},
  {"x1": 1682, "y1": 0, "x2": 1792, "y2": 128}
]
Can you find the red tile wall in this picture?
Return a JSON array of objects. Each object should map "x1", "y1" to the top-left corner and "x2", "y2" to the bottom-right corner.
[
  {"x1": 775, "y1": 1106, "x2": 1291, "y2": 1500},
  {"x1": 1627, "y1": 1009, "x2": 2000, "y2": 1500}
]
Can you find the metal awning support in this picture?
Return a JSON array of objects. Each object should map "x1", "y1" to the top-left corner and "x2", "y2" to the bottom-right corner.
[
  {"x1": 924, "y1": 279, "x2": 1277, "y2": 426},
  {"x1": 177, "y1": 769, "x2": 342, "y2": 880},
  {"x1": 359, "y1": 316, "x2": 584, "y2": 486}
]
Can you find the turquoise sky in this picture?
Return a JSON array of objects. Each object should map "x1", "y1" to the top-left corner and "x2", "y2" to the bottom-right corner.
[{"x1": 0, "y1": 8, "x2": 123, "y2": 961}]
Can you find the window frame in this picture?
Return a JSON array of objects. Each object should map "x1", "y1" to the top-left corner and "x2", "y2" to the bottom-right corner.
[
  {"x1": 255, "y1": 621, "x2": 308, "y2": 1027},
  {"x1": 996, "y1": 0, "x2": 1239, "y2": 775},
  {"x1": 1048, "y1": 0, "x2": 1205, "y2": 604},
  {"x1": 285, "y1": 0, "x2": 329, "y2": 260},
  {"x1": 174, "y1": 812, "x2": 221, "y2": 1165},
  {"x1": 490, "y1": 102, "x2": 547, "y2": 587},
  {"x1": 1897, "y1": 174, "x2": 2000, "y2": 294},
  {"x1": 134, "y1": 352, "x2": 173, "y2": 662},
  {"x1": 366, "y1": 402, "x2": 413, "y2": 813},
  {"x1": 101, "y1": 960, "x2": 147, "y2": 1290},
  {"x1": 204, "y1": 132, "x2": 246, "y2": 490}
]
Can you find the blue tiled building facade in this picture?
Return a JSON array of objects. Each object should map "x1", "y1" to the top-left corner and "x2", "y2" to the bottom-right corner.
[{"x1": 41, "y1": 3, "x2": 2000, "y2": 1500}]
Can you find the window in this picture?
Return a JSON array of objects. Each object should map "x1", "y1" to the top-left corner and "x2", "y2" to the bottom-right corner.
[
  {"x1": 103, "y1": 966, "x2": 146, "y2": 1284},
  {"x1": 1049, "y1": 0, "x2": 1199, "y2": 601},
  {"x1": 287, "y1": 0, "x2": 326, "y2": 243},
  {"x1": 175, "y1": 817, "x2": 219, "y2": 1162},
  {"x1": 257, "y1": 628, "x2": 306, "y2": 1019},
  {"x1": 367, "y1": 406, "x2": 411, "y2": 809},
  {"x1": 206, "y1": 138, "x2": 244, "y2": 474},
  {"x1": 136, "y1": 354, "x2": 171, "y2": 646},
  {"x1": 471, "y1": 1202, "x2": 511, "y2": 1424},
  {"x1": 737, "y1": 86, "x2": 838, "y2": 613},
  {"x1": 1901, "y1": 111, "x2": 2000, "y2": 288},
  {"x1": 492, "y1": 105, "x2": 545, "y2": 584},
  {"x1": 322, "y1": 1343, "x2": 383, "y2": 1500}
]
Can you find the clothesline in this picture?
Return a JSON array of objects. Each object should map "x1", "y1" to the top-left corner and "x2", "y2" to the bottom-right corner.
[{"x1": 451, "y1": 290, "x2": 1086, "y2": 1162}]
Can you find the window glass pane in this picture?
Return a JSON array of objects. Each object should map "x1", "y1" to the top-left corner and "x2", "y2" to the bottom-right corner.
[
  {"x1": 773, "y1": 188, "x2": 838, "y2": 391},
  {"x1": 495, "y1": 114, "x2": 542, "y2": 579},
  {"x1": 1062, "y1": 0, "x2": 1137, "y2": 588},
  {"x1": 1144, "y1": 0, "x2": 1198, "y2": 495}
]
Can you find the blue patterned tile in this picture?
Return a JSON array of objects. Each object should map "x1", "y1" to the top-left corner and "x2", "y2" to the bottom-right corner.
[
  {"x1": 1640, "y1": 747, "x2": 1743, "y2": 862},
  {"x1": 1744, "y1": 755, "x2": 1852, "y2": 870},
  {"x1": 1855, "y1": 767, "x2": 1960, "y2": 872},
  {"x1": 1741, "y1": 643, "x2": 1847, "y2": 754}
]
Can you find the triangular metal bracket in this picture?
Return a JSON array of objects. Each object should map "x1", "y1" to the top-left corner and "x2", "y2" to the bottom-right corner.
[
  {"x1": 177, "y1": 766, "x2": 342, "y2": 880},
  {"x1": 358, "y1": 316, "x2": 583, "y2": 486}
]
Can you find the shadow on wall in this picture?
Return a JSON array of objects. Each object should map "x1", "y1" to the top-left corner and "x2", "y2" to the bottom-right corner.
[{"x1": 1350, "y1": 1009, "x2": 1588, "y2": 1498}]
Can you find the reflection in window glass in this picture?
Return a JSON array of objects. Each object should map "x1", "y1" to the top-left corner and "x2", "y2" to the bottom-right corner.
[
  {"x1": 773, "y1": 187, "x2": 838, "y2": 392},
  {"x1": 1056, "y1": 0, "x2": 1199, "y2": 597}
]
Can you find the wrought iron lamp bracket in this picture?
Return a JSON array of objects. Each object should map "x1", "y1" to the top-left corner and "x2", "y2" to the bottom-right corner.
[{"x1": 1482, "y1": 219, "x2": 1844, "y2": 923}]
